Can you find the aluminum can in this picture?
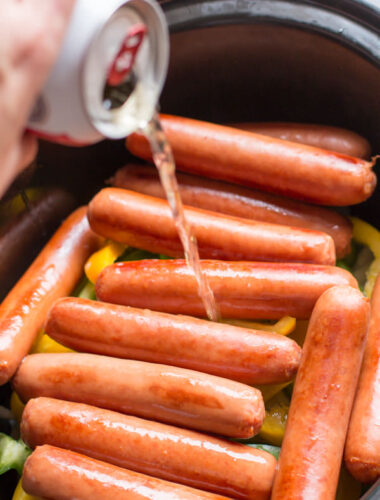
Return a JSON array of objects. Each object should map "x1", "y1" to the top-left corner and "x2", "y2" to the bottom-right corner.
[{"x1": 27, "y1": 0, "x2": 169, "y2": 145}]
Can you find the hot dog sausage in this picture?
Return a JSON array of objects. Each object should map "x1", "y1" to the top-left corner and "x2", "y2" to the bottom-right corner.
[
  {"x1": 126, "y1": 115, "x2": 376, "y2": 206},
  {"x1": 95, "y1": 260, "x2": 358, "y2": 319},
  {"x1": 112, "y1": 165, "x2": 352, "y2": 258},
  {"x1": 0, "y1": 187, "x2": 75, "y2": 299},
  {"x1": 232, "y1": 122, "x2": 371, "y2": 159},
  {"x1": 22, "y1": 397, "x2": 276, "y2": 499},
  {"x1": 23, "y1": 445, "x2": 230, "y2": 500},
  {"x1": 88, "y1": 188, "x2": 336, "y2": 265},
  {"x1": 345, "y1": 273, "x2": 380, "y2": 483},
  {"x1": 271, "y1": 286, "x2": 370, "y2": 500},
  {"x1": 0, "y1": 207, "x2": 101, "y2": 385},
  {"x1": 13, "y1": 352, "x2": 264, "y2": 438},
  {"x1": 45, "y1": 297, "x2": 301, "y2": 385}
]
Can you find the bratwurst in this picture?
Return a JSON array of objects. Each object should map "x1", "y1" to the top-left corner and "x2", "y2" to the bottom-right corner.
[
  {"x1": 95, "y1": 260, "x2": 358, "y2": 319},
  {"x1": 45, "y1": 297, "x2": 301, "y2": 385},
  {"x1": 0, "y1": 207, "x2": 101, "y2": 385},
  {"x1": 13, "y1": 352, "x2": 264, "y2": 438},
  {"x1": 126, "y1": 114, "x2": 376, "y2": 206},
  {"x1": 23, "y1": 445, "x2": 230, "y2": 500},
  {"x1": 22, "y1": 397, "x2": 276, "y2": 499},
  {"x1": 232, "y1": 122, "x2": 371, "y2": 159},
  {"x1": 271, "y1": 286, "x2": 370, "y2": 500},
  {"x1": 112, "y1": 165, "x2": 352, "y2": 258},
  {"x1": 345, "y1": 273, "x2": 380, "y2": 483},
  {"x1": 88, "y1": 188, "x2": 336, "y2": 265}
]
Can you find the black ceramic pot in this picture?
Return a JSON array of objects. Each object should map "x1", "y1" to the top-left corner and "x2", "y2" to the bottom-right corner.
[{"x1": 1, "y1": 1, "x2": 379, "y2": 498}]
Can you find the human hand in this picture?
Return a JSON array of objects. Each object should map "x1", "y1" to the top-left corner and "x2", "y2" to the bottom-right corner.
[{"x1": 0, "y1": 0, "x2": 76, "y2": 198}]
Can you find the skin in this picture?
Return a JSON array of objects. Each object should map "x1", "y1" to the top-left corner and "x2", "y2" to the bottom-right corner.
[
  {"x1": 345, "y1": 273, "x2": 380, "y2": 482},
  {"x1": 112, "y1": 165, "x2": 353, "y2": 258},
  {"x1": 88, "y1": 188, "x2": 336, "y2": 265},
  {"x1": 45, "y1": 297, "x2": 301, "y2": 385},
  {"x1": 0, "y1": 1, "x2": 76, "y2": 197},
  {"x1": 126, "y1": 114, "x2": 376, "y2": 206},
  {"x1": 0, "y1": 207, "x2": 101, "y2": 385},
  {"x1": 271, "y1": 286, "x2": 370, "y2": 500},
  {"x1": 22, "y1": 398, "x2": 276, "y2": 499},
  {"x1": 23, "y1": 445, "x2": 230, "y2": 500},
  {"x1": 13, "y1": 352, "x2": 265, "y2": 438},
  {"x1": 95, "y1": 259, "x2": 358, "y2": 319}
]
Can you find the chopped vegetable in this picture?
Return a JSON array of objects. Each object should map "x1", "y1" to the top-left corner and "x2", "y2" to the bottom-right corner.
[
  {"x1": 222, "y1": 316, "x2": 296, "y2": 335},
  {"x1": 258, "y1": 391, "x2": 289, "y2": 446},
  {"x1": 256, "y1": 382, "x2": 292, "y2": 403},
  {"x1": 31, "y1": 334, "x2": 73, "y2": 354},
  {"x1": 246, "y1": 443, "x2": 281, "y2": 460},
  {"x1": 85, "y1": 240, "x2": 126, "y2": 283},
  {"x1": 364, "y1": 257, "x2": 380, "y2": 298},
  {"x1": 10, "y1": 393, "x2": 24, "y2": 423},
  {"x1": 351, "y1": 217, "x2": 380, "y2": 258},
  {"x1": 12, "y1": 478, "x2": 40, "y2": 500},
  {"x1": 0, "y1": 434, "x2": 31, "y2": 476}
]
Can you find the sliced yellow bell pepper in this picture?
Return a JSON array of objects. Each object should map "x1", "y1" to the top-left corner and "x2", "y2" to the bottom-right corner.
[
  {"x1": 84, "y1": 240, "x2": 126, "y2": 284},
  {"x1": 364, "y1": 257, "x2": 380, "y2": 299},
  {"x1": 258, "y1": 391, "x2": 289, "y2": 446},
  {"x1": 351, "y1": 217, "x2": 380, "y2": 258},
  {"x1": 222, "y1": 316, "x2": 296, "y2": 336},
  {"x1": 10, "y1": 392, "x2": 25, "y2": 422},
  {"x1": 350, "y1": 217, "x2": 380, "y2": 298},
  {"x1": 256, "y1": 382, "x2": 292, "y2": 403},
  {"x1": 12, "y1": 479, "x2": 40, "y2": 500},
  {"x1": 31, "y1": 334, "x2": 73, "y2": 354}
]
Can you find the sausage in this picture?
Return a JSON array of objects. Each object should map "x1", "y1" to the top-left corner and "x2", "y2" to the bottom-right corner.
[
  {"x1": 0, "y1": 207, "x2": 101, "y2": 385},
  {"x1": 88, "y1": 188, "x2": 336, "y2": 265},
  {"x1": 22, "y1": 397, "x2": 276, "y2": 499},
  {"x1": 271, "y1": 286, "x2": 370, "y2": 500},
  {"x1": 112, "y1": 165, "x2": 352, "y2": 258},
  {"x1": 23, "y1": 445, "x2": 230, "y2": 500},
  {"x1": 95, "y1": 259, "x2": 358, "y2": 320},
  {"x1": 345, "y1": 273, "x2": 380, "y2": 483},
  {"x1": 13, "y1": 352, "x2": 264, "y2": 438},
  {"x1": 232, "y1": 122, "x2": 371, "y2": 159},
  {"x1": 45, "y1": 297, "x2": 301, "y2": 385},
  {"x1": 126, "y1": 114, "x2": 376, "y2": 206},
  {"x1": 0, "y1": 187, "x2": 75, "y2": 299}
]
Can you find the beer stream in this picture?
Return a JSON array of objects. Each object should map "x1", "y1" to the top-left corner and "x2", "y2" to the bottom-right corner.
[{"x1": 144, "y1": 113, "x2": 219, "y2": 321}]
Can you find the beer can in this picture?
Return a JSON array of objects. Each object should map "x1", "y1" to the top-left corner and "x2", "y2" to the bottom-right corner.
[{"x1": 28, "y1": 0, "x2": 169, "y2": 145}]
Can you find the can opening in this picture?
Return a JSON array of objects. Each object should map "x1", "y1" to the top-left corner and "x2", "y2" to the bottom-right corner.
[
  {"x1": 82, "y1": 0, "x2": 169, "y2": 140},
  {"x1": 103, "y1": 71, "x2": 137, "y2": 110}
]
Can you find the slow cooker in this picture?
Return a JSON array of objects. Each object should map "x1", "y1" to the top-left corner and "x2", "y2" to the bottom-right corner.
[{"x1": 0, "y1": 0, "x2": 379, "y2": 498}]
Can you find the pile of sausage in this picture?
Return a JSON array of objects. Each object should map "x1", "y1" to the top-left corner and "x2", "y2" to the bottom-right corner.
[{"x1": 0, "y1": 115, "x2": 379, "y2": 500}]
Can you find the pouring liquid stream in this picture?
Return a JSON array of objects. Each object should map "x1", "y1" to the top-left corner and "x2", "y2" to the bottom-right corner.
[{"x1": 143, "y1": 113, "x2": 219, "y2": 322}]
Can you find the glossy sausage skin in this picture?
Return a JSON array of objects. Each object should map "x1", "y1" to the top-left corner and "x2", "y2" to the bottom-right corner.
[
  {"x1": 271, "y1": 286, "x2": 370, "y2": 500},
  {"x1": 126, "y1": 115, "x2": 376, "y2": 206},
  {"x1": 96, "y1": 260, "x2": 358, "y2": 320},
  {"x1": 23, "y1": 445, "x2": 229, "y2": 500},
  {"x1": 22, "y1": 398, "x2": 276, "y2": 499},
  {"x1": 0, "y1": 187, "x2": 75, "y2": 299},
  {"x1": 233, "y1": 122, "x2": 371, "y2": 159},
  {"x1": 345, "y1": 273, "x2": 380, "y2": 483},
  {"x1": 88, "y1": 188, "x2": 336, "y2": 265},
  {"x1": 112, "y1": 165, "x2": 352, "y2": 258},
  {"x1": 0, "y1": 207, "x2": 101, "y2": 385},
  {"x1": 13, "y1": 353, "x2": 264, "y2": 438},
  {"x1": 46, "y1": 297, "x2": 301, "y2": 385}
]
